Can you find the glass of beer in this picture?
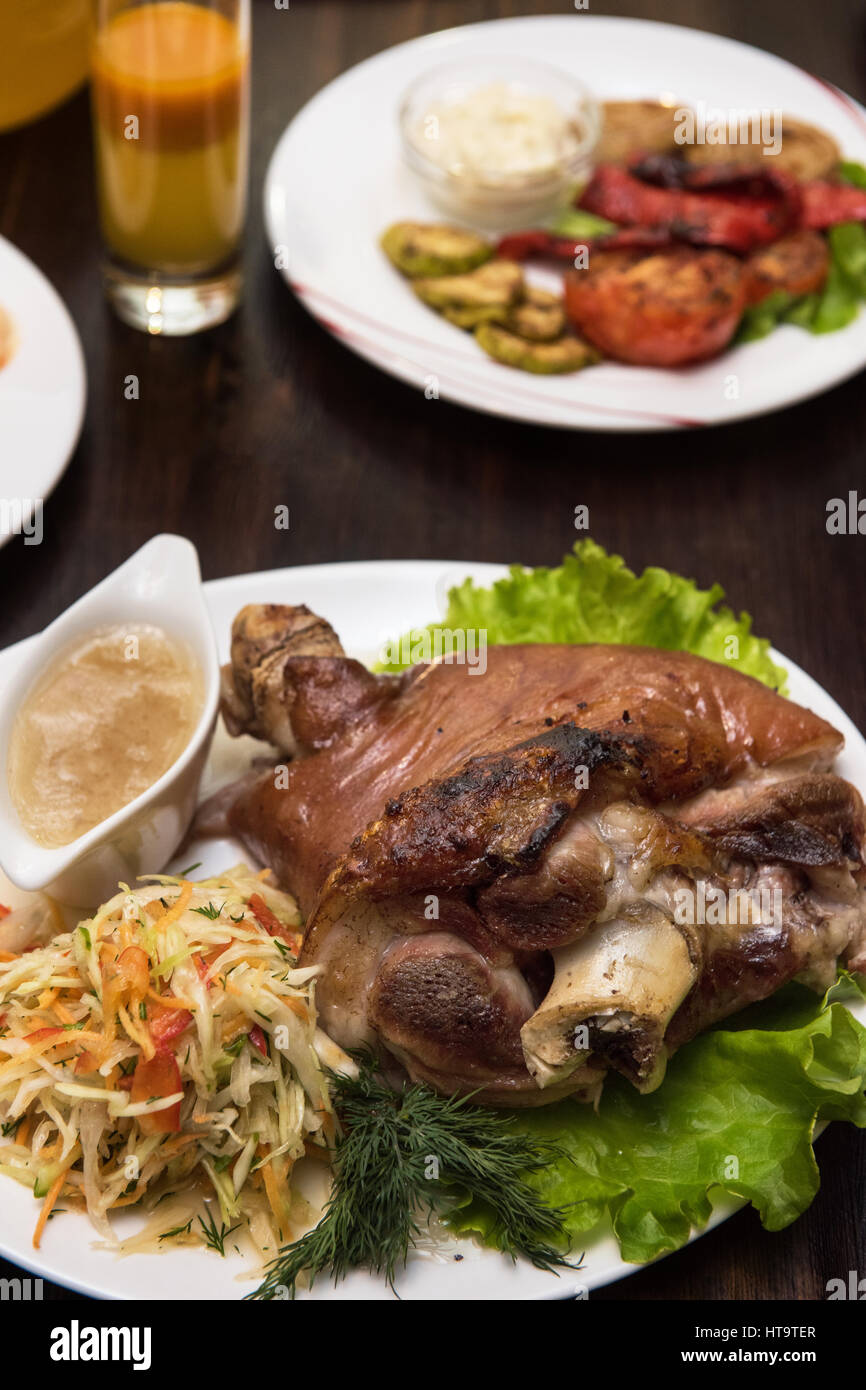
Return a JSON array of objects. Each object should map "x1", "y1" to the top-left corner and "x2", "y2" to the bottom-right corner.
[{"x1": 91, "y1": 0, "x2": 250, "y2": 335}]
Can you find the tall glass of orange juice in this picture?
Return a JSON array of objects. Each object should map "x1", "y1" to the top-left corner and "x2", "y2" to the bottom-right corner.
[{"x1": 91, "y1": 0, "x2": 250, "y2": 334}]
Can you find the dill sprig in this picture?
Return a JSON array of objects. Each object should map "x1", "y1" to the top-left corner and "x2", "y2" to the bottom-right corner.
[
  {"x1": 198, "y1": 1209, "x2": 239, "y2": 1256},
  {"x1": 190, "y1": 901, "x2": 223, "y2": 920},
  {"x1": 250, "y1": 1052, "x2": 580, "y2": 1300},
  {"x1": 159, "y1": 1219, "x2": 193, "y2": 1241}
]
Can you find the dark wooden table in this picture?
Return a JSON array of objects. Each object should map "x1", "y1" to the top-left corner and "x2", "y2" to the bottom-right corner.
[{"x1": 1, "y1": 0, "x2": 864, "y2": 1302}]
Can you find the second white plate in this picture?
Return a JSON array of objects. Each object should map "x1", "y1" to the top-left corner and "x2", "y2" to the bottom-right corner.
[
  {"x1": 265, "y1": 14, "x2": 866, "y2": 431},
  {"x1": 0, "y1": 235, "x2": 86, "y2": 548}
]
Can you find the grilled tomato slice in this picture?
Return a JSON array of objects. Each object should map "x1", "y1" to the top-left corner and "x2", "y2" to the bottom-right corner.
[
  {"x1": 743, "y1": 229, "x2": 829, "y2": 304},
  {"x1": 564, "y1": 247, "x2": 747, "y2": 366}
]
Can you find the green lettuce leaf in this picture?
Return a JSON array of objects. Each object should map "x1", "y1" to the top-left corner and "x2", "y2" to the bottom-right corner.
[
  {"x1": 450, "y1": 977, "x2": 866, "y2": 1264},
  {"x1": 839, "y1": 159, "x2": 866, "y2": 189},
  {"x1": 736, "y1": 167, "x2": 866, "y2": 341},
  {"x1": 736, "y1": 288, "x2": 800, "y2": 343},
  {"x1": 379, "y1": 538, "x2": 786, "y2": 690},
  {"x1": 736, "y1": 221, "x2": 866, "y2": 342},
  {"x1": 810, "y1": 222, "x2": 866, "y2": 334}
]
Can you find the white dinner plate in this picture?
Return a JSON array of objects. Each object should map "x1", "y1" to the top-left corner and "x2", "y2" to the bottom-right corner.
[
  {"x1": 0, "y1": 236, "x2": 86, "y2": 548},
  {"x1": 0, "y1": 559, "x2": 863, "y2": 1299},
  {"x1": 264, "y1": 14, "x2": 866, "y2": 431}
]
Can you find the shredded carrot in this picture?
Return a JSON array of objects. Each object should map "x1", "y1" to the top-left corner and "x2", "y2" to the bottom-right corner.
[
  {"x1": 106, "y1": 1189, "x2": 145, "y2": 1209},
  {"x1": 117, "y1": 1003, "x2": 155, "y2": 1060},
  {"x1": 0, "y1": 950, "x2": 18, "y2": 962},
  {"x1": 316, "y1": 1108, "x2": 337, "y2": 1146},
  {"x1": 37, "y1": 988, "x2": 58, "y2": 1011},
  {"x1": 16, "y1": 1117, "x2": 31, "y2": 1148},
  {"x1": 221, "y1": 1015, "x2": 250, "y2": 1046},
  {"x1": 0, "y1": 1031, "x2": 105, "y2": 1071},
  {"x1": 261, "y1": 1158, "x2": 294, "y2": 1240},
  {"x1": 146, "y1": 987, "x2": 196, "y2": 1010},
  {"x1": 157, "y1": 1134, "x2": 197, "y2": 1157},
  {"x1": 155, "y1": 882, "x2": 193, "y2": 931},
  {"x1": 53, "y1": 1001, "x2": 76, "y2": 1025},
  {"x1": 33, "y1": 1166, "x2": 72, "y2": 1249}
]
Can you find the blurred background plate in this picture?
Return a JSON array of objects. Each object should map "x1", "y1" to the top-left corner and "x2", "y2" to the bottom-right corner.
[
  {"x1": 0, "y1": 235, "x2": 86, "y2": 548},
  {"x1": 265, "y1": 13, "x2": 866, "y2": 432}
]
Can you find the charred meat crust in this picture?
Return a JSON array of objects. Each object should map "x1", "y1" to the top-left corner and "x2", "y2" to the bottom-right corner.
[
  {"x1": 331, "y1": 723, "x2": 635, "y2": 900},
  {"x1": 666, "y1": 928, "x2": 799, "y2": 1048},
  {"x1": 689, "y1": 773, "x2": 865, "y2": 867},
  {"x1": 369, "y1": 937, "x2": 531, "y2": 1074},
  {"x1": 316, "y1": 712, "x2": 750, "y2": 910}
]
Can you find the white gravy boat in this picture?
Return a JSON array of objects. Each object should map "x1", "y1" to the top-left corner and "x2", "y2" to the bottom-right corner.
[{"x1": 0, "y1": 534, "x2": 220, "y2": 906}]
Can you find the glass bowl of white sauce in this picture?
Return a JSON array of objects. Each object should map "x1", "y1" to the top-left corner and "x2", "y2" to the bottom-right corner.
[{"x1": 399, "y1": 57, "x2": 600, "y2": 230}]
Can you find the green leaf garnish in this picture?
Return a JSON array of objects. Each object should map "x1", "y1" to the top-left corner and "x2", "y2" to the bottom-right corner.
[
  {"x1": 450, "y1": 978, "x2": 866, "y2": 1265},
  {"x1": 378, "y1": 539, "x2": 786, "y2": 691}
]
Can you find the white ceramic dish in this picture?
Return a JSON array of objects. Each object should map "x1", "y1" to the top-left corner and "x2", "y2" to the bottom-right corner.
[
  {"x1": 398, "y1": 56, "x2": 601, "y2": 229},
  {"x1": 0, "y1": 557, "x2": 863, "y2": 1300},
  {"x1": 0, "y1": 235, "x2": 86, "y2": 544},
  {"x1": 264, "y1": 14, "x2": 866, "y2": 431},
  {"x1": 0, "y1": 536, "x2": 220, "y2": 907}
]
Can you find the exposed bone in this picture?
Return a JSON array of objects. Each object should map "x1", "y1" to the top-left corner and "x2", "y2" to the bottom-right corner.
[
  {"x1": 220, "y1": 604, "x2": 345, "y2": 750},
  {"x1": 521, "y1": 906, "x2": 698, "y2": 1093}
]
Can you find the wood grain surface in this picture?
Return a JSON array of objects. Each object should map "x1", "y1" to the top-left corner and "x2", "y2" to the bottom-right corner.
[{"x1": 0, "y1": 0, "x2": 863, "y2": 1301}]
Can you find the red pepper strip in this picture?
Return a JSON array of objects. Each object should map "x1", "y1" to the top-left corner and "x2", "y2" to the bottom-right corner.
[
  {"x1": 0, "y1": 905, "x2": 10, "y2": 920},
  {"x1": 131, "y1": 1051, "x2": 183, "y2": 1134},
  {"x1": 579, "y1": 164, "x2": 797, "y2": 252},
  {"x1": 497, "y1": 229, "x2": 578, "y2": 260},
  {"x1": 248, "y1": 1024, "x2": 268, "y2": 1057},
  {"x1": 497, "y1": 225, "x2": 675, "y2": 261},
  {"x1": 24, "y1": 1027, "x2": 65, "y2": 1043},
  {"x1": 74, "y1": 1050, "x2": 100, "y2": 1075},
  {"x1": 629, "y1": 154, "x2": 794, "y2": 200},
  {"x1": 801, "y1": 180, "x2": 866, "y2": 228},
  {"x1": 194, "y1": 945, "x2": 236, "y2": 988},
  {"x1": 248, "y1": 893, "x2": 301, "y2": 950},
  {"x1": 148, "y1": 1005, "x2": 194, "y2": 1053}
]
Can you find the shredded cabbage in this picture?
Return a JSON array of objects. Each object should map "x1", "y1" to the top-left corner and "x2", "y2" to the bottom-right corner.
[{"x1": 0, "y1": 865, "x2": 347, "y2": 1263}]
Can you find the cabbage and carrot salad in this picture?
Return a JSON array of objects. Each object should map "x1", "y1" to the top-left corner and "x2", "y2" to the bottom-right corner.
[{"x1": 0, "y1": 865, "x2": 343, "y2": 1261}]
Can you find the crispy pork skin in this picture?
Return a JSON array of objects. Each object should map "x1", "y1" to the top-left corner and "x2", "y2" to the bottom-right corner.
[{"x1": 222, "y1": 610, "x2": 866, "y2": 1104}]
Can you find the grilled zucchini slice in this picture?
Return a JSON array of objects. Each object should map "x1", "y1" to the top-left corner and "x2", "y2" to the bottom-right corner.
[{"x1": 381, "y1": 221, "x2": 493, "y2": 277}]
